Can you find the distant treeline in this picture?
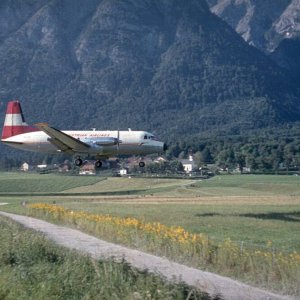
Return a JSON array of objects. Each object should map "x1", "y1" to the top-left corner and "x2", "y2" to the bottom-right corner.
[{"x1": 165, "y1": 125, "x2": 300, "y2": 173}]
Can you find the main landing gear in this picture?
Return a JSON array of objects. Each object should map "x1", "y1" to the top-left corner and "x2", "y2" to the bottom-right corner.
[
  {"x1": 74, "y1": 157, "x2": 144, "y2": 169},
  {"x1": 74, "y1": 157, "x2": 83, "y2": 167},
  {"x1": 74, "y1": 157, "x2": 102, "y2": 169},
  {"x1": 95, "y1": 160, "x2": 102, "y2": 169}
]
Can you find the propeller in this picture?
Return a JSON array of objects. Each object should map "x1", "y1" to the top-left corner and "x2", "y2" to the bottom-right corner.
[{"x1": 117, "y1": 129, "x2": 120, "y2": 151}]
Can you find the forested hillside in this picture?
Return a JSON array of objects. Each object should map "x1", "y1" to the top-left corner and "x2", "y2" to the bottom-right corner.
[{"x1": 0, "y1": 0, "x2": 300, "y2": 170}]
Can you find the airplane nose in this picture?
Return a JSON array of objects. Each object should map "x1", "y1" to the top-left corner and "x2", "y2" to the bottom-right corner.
[{"x1": 163, "y1": 143, "x2": 168, "y2": 151}]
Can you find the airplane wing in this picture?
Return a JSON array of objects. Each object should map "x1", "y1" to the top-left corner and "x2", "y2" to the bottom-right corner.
[{"x1": 35, "y1": 123, "x2": 90, "y2": 154}]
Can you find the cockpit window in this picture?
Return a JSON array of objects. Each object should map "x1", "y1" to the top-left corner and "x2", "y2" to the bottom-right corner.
[{"x1": 144, "y1": 134, "x2": 158, "y2": 140}]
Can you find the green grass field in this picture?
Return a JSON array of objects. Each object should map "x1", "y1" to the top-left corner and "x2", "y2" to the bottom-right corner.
[
  {"x1": 0, "y1": 172, "x2": 101, "y2": 193},
  {"x1": 59, "y1": 201, "x2": 300, "y2": 251},
  {"x1": 62, "y1": 174, "x2": 300, "y2": 197},
  {"x1": 190, "y1": 174, "x2": 300, "y2": 196},
  {"x1": 0, "y1": 172, "x2": 299, "y2": 295},
  {"x1": 0, "y1": 172, "x2": 299, "y2": 251},
  {"x1": 1, "y1": 172, "x2": 299, "y2": 197}
]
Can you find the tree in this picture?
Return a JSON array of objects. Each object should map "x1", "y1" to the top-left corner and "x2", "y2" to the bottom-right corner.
[{"x1": 235, "y1": 153, "x2": 246, "y2": 173}]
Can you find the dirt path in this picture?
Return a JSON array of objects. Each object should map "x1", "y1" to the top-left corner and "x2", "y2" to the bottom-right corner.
[{"x1": 0, "y1": 211, "x2": 290, "y2": 300}]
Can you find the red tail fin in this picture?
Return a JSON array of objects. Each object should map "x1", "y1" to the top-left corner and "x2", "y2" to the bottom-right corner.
[{"x1": 1, "y1": 100, "x2": 37, "y2": 140}]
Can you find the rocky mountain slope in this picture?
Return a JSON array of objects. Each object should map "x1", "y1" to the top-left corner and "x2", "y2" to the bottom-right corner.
[
  {"x1": 0, "y1": 0, "x2": 299, "y2": 148},
  {"x1": 207, "y1": 0, "x2": 300, "y2": 82},
  {"x1": 207, "y1": 0, "x2": 300, "y2": 52}
]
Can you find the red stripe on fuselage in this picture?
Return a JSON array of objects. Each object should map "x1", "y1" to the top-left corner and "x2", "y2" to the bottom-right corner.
[{"x1": 1, "y1": 125, "x2": 39, "y2": 140}]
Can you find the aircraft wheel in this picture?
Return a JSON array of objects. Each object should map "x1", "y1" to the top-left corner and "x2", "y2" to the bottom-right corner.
[
  {"x1": 139, "y1": 161, "x2": 145, "y2": 168},
  {"x1": 75, "y1": 158, "x2": 83, "y2": 167},
  {"x1": 95, "y1": 160, "x2": 102, "y2": 169}
]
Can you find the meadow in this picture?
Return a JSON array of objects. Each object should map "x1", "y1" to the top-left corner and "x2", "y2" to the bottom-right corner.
[
  {"x1": 0, "y1": 172, "x2": 299, "y2": 296},
  {"x1": 0, "y1": 172, "x2": 100, "y2": 193}
]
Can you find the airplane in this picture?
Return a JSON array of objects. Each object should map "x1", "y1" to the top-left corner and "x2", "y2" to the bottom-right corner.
[{"x1": 1, "y1": 100, "x2": 167, "y2": 168}]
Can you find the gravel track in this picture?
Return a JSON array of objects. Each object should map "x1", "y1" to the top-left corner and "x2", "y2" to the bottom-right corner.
[{"x1": 0, "y1": 211, "x2": 291, "y2": 300}]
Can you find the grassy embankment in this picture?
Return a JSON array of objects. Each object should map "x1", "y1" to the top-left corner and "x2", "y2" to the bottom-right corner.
[
  {"x1": 0, "y1": 172, "x2": 299, "y2": 295},
  {"x1": 0, "y1": 216, "x2": 209, "y2": 300}
]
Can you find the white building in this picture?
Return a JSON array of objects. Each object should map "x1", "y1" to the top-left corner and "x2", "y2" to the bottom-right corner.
[
  {"x1": 119, "y1": 168, "x2": 128, "y2": 176},
  {"x1": 20, "y1": 162, "x2": 30, "y2": 172},
  {"x1": 181, "y1": 154, "x2": 197, "y2": 173},
  {"x1": 37, "y1": 164, "x2": 47, "y2": 169}
]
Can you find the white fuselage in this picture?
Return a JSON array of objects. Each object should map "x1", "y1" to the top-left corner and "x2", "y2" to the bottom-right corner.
[{"x1": 3, "y1": 129, "x2": 164, "y2": 157}]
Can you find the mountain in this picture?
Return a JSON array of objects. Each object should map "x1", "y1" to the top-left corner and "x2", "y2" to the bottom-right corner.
[
  {"x1": 0, "y1": 0, "x2": 299, "y2": 151},
  {"x1": 207, "y1": 0, "x2": 300, "y2": 83},
  {"x1": 207, "y1": 0, "x2": 300, "y2": 52}
]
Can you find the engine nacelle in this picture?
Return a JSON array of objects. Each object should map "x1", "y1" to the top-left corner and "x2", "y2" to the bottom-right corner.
[{"x1": 83, "y1": 137, "x2": 119, "y2": 146}]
